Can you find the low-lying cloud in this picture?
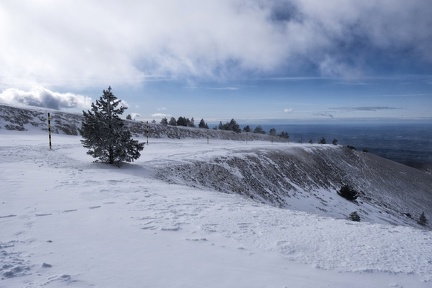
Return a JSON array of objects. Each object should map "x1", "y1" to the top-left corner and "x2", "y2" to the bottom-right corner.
[
  {"x1": 314, "y1": 112, "x2": 334, "y2": 118},
  {"x1": 331, "y1": 106, "x2": 399, "y2": 112},
  {"x1": 0, "y1": 87, "x2": 92, "y2": 110},
  {"x1": 151, "y1": 113, "x2": 170, "y2": 119}
]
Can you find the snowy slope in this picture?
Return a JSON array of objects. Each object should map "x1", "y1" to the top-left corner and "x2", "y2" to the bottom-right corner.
[
  {"x1": 0, "y1": 104, "x2": 82, "y2": 135},
  {"x1": 1, "y1": 130, "x2": 432, "y2": 287},
  {"x1": 159, "y1": 143, "x2": 432, "y2": 228}
]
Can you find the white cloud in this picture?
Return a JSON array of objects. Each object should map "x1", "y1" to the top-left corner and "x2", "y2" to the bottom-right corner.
[
  {"x1": 151, "y1": 113, "x2": 170, "y2": 118},
  {"x1": 128, "y1": 113, "x2": 141, "y2": 120},
  {"x1": 284, "y1": 108, "x2": 293, "y2": 113},
  {"x1": 0, "y1": 0, "x2": 430, "y2": 89},
  {"x1": 0, "y1": 86, "x2": 92, "y2": 110},
  {"x1": 206, "y1": 87, "x2": 239, "y2": 91}
]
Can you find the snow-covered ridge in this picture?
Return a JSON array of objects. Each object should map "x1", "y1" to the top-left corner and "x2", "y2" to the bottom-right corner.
[
  {"x1": 0, "y1": 104, "x2": 286, "y2": 142},
  {"x1": 158, "y1": 142, "x2": 432, "y2": 229}
]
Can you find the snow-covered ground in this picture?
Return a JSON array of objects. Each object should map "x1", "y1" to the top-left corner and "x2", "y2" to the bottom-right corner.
[{"x1": 1, "y1": 132, "x2": 432, "y2": 287}]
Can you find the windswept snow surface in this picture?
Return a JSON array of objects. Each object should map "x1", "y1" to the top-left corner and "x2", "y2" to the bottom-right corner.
[{"x1": 1, "y1": 132, "x2": 432, "y2": 287}]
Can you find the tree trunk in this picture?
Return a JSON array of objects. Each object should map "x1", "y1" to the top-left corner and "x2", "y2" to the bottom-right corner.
[{"x1": 109, "y1": 146, "x2": 114, "y2": 164}]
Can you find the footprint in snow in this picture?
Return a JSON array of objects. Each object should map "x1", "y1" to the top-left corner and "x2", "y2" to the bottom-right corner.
[
  {"x1": 185, "y1": 238, "x2": 208, "y2": 242},
  {"x1": 63, "y1": 209, "x2": 77, "y2": 213},
  {"x1": 237, "y1": 223, "x2": 253, "y2": 229},
  {"x1": 160, "y1": 226, "x2": 181, "y2": 231},
  {"x1": 35, "y1": 213, "x2": 52, "y2": 217},
  {"x1": 141, "y1": 225, "x2": 157, "y2": 230},
  {"x1": 88, "y1": 206, "x2": 101, "y2": 209},
  {"x1": 0, "y1": 214, "x2": 17, "y2": 218}
]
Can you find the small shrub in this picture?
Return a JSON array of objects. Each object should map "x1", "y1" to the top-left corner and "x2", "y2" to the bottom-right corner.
[
  {"x1": 349, "y1": 211, "x2": 361, "y2": 222},
  {"x1": 338, "y1": 184, "x2": 359, "y2": 201},
  {"x1": 418, "y1": 212, "x2": 428, "y2": 226},
  {"x1": 347, "y1": 145, "x2": 356, "y2": 150}
]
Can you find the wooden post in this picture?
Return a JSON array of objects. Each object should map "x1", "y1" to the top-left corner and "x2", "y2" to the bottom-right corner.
[
  {"x1": 48, "y1": 113, "x2": 52, "y2": 150},
  {"x1": 146, "y1": 121, "x2": 149, "y2": 145}
]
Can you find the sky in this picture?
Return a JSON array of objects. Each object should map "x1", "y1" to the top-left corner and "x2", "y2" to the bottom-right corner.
[{"x1": 0, "y1": 0, "x2": 431, "y2": 123}]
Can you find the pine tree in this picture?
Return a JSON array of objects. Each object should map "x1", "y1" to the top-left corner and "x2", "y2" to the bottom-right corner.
[
  {"x1": 243, "y1": 125, "x2": 251, "y2": 133},
  {"x1": 218, "y1": 119, "x2": 241, "y2": 133},
  {"x1": 168, "y1": 117, "x2": 177, "y2": 126},
  {"x1": 188, "y1": 117, "x2": 195, "y2": 127},
  {"x1": 228, "y1": 119, "x2": 241, "y2": 133},
  {"x1": 279, "y1": 131, "x2": 289, "y2": 139},
  {"x1": 198, "y1": 119, "x2": 209, "y2": 129},
  {"x1": 269, "y1": 128, "x2": 277, "y2": 136},
  {"x1": 80, "y1": 86, "x2": 144, "y2": 165},
  {"x1": 177, "y1": 116, "x2": 188, "y2": 127},
  {"x1": 253, "y1": 125, "x2": 265, "y2": 134},
  {"x1": 160, "y1": 117, "x2": 168, "y2": 125}
]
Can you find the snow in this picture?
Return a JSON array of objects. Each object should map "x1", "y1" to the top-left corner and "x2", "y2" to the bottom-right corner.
[{"x1": 1, "y1": 132, "x2": 432, "y2": 287}]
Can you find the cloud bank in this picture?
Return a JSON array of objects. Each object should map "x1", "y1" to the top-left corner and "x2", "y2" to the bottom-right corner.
[
  {"x1": 0, "y1": 0, "x2": 431, "y2": 89},
  {"x1": 331, "y1": 106, "x2": 399, "y2": 112},
  {"x1": 0, "y1": 87, "x2": 92, "y2": 110}
]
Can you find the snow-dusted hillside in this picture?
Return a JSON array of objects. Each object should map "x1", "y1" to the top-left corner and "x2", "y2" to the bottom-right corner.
[
  {"x1": 159, "y1": 143, "x2": 432, "y2": 228},
  {"x1": 0, "y1": 104, "x2": 82, "y2": 135},
  {"x1": 0, "y1": 104, "x2": 287, "y2": 142},
  {"x1": 1, "y1": 107, "x2": 432, "y2": 287}
]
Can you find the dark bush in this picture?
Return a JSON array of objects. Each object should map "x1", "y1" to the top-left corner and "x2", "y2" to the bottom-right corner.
[
  {"x1": 349, "y1": 211, "x2": 361, "y2": 222},
  {"x1": 418, "y1": 212, "x2": 428, "y2": 226},
  {"x1": 347, "y1": 145, "x2": 356, "y2": 150},
  {"x1": 338, "y1": 184, "x2": 359, "y2": 201}
]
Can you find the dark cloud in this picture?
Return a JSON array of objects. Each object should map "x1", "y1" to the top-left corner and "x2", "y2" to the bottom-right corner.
[
  {"x1": 314, "y1": 112, "x2": 334, "y2": 118},
  {"x1": 269, "y1": 1, "x2": 303, "y2": 24}
]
